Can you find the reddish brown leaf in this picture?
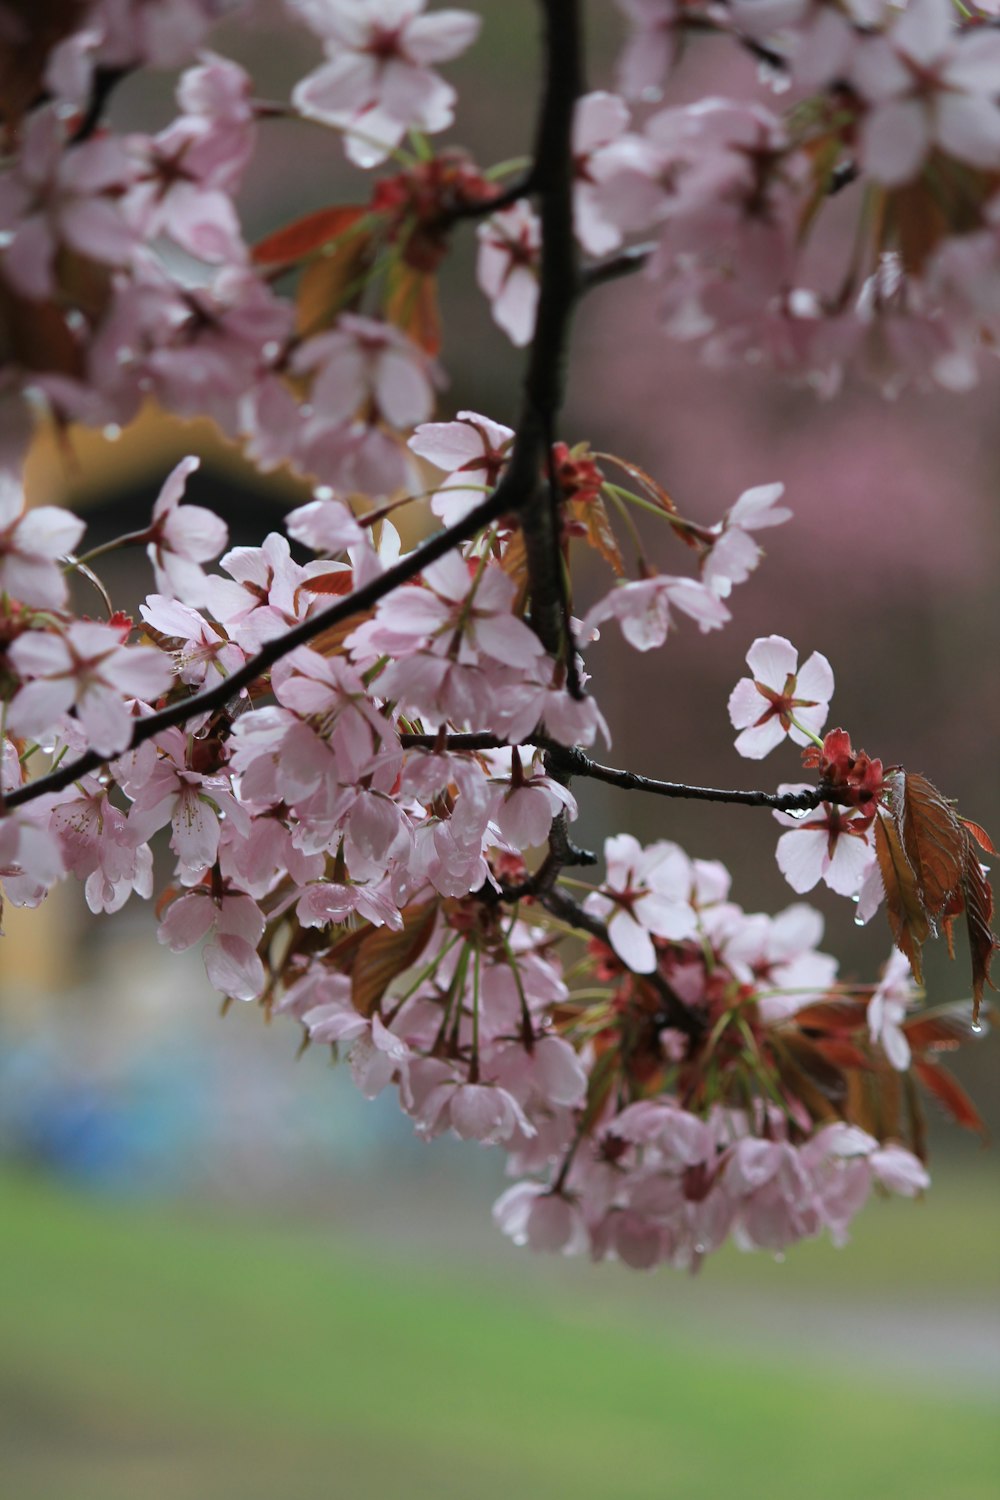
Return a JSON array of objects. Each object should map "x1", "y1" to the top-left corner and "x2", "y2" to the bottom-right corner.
[
  {"x1": 252, "y1": 205, "x2": 367, "y2": 269},
  {"x1": 960, "y1": 828, "x2": 998, "y2": 1025},
  {"x1": 890, "y1": 770, "x2": 965, "y2": 921},
  {"x1": 385, "y1": 262, "x2": 441, "y2": 355},
  {"x1": 913, "y1": 1057, "x2": 988, "y2": 1139},
  {"x1": 569, "y1": 493, "x2": 624, "y2": 576},
  {"x1": 351, "y1": 900, "x2": 439, "y2": 1018},
  {"x1": 904, "y1": 1001, "x2": 986, "y2": 1053},
  {"x1": 792, "y1": 998, "x2": 869, "y2": 1034},
  {"x1": 594, "y1": 452, "x2": 679, "y2": 517},
  {"x1": 874, "y1": 808, "x2": 929, "y2": 985},
  {"x1": 812, "y1": 1037, "x2": 873, "y2": 1071},
  {"x1": 961, "y1": 818, "x2": 997, "y2": 855},
  {"x1": 500, "y1": 528, "x2": 529, "y2": 614}
]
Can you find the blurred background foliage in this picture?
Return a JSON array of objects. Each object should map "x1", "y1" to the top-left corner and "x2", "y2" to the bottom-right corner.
[{"x1": 2, "y1": 3, "x2": 998, "y2": 1496}]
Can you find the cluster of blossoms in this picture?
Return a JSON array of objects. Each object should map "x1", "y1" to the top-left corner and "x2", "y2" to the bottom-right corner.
[{"x1": 0, "y1": 0, "x2": 994, "y2": 1270}]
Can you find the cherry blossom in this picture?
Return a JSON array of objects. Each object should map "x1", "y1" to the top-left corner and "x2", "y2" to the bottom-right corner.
[
  {"x1": 853, "y1": 0, "x2": 1000, "y2": 186},
  {"x1": 773, "y1": 789, "x2": 877, "y2": 899},
  {"x1": 584, "y1": 572, "x2": 730, "y2": 652},
  {"x1": 702, "y1": 483, "x2": 792, "y2": 599},
  {"x1": 145, "y1": 456, "x2": 229, "y2": 604},
  {"x1": 7, "y1": 622, "x2": 173, "y2": 756},
  {"x1": 409, "y1": 410, "x2": 514, "y2": 524},
  {"x1": 585, "y1": 833, "x2": 698, "y2": 972},
  {"x1": 867, "y1": 949, "x2": 918, "y2": 1070},
  {"x1": 477, "y1": 203, "x2": 541, "y2": 347},
  {"x1": 0, "y1": 476, "x2": 85, "y2": 609},
  {"x1": 728, "y1": 636, "x2": 834, "y2": 759},
  {"x1": 291, "y1": 0, "x2": 482, "y2": 168},
  {"x1": 0, "y1": 107, "x2": 138, "y2": 301}
]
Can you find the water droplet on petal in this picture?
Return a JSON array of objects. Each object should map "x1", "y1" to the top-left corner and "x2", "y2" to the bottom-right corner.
[
  {"x1": 693, "y1": 1242, "x2": 705, "y2": 1255},
  {"x1": 851, "y1": 893, "x2": 860, "y2": 904},
  {"x1": 773, "y1": 1252, "x2": 785, "y2": 1264},
  {"x1": 854, "y1": 915, "x2": 865, "y2": 927},
  {"x1": 0, "y1": 230, "x2": 13, "y2": 249},
  {"x1": 103, "y1": 423, "x2": 122, "y2": 442},
  {"x1": 972, "y1": 1021, "x2": 983, "y2": 1034},
  {"x1": 314, "y1": 485, "x2": 335, "y2": 502},
  {"x1": 262, "y1": 339, "x2": 281, "y2": 361}
]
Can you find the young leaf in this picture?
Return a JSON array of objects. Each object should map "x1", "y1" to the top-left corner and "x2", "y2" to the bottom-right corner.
[
  {"x1": 569, "y1": 493, "x2": 625, "y2": 576},
  {"x1": 957, "y1": 827, "x2": 998, "y2": 1025},
  {"x1": 874, "y1": 808, "x2": 929, "y2": 985},
  {"x1": 890, "y1": 769, "x2": 965, "y2": 921},
  {"x1": 351, "y1": 900, "x2": 439, "y2": 1017},
  {"x1": 912, "y1": 1057, "x2": 988, "y2": 1139},
  {"x1": 252, "y1": 206, "x2": 368, "y2": 269},
  {"x1": 385, "y1": 262, "x2": 441, "y2": 356}
]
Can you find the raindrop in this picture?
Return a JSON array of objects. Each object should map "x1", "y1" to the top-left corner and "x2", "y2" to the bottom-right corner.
[
  {"x1": 773, "y1": 1252, "x2": 785, "y2": 1264},
  {"x1": 851, "y1": 893, "x2": 860, "y2": 904},
  {"x1": 102, "y1": 423, "x2": 122, "y2": 442},
  {"x1": 693, "y1": 1242, "x2": 705, "y2": 1255},
  {"x1": 66, "y1": 309, "x2": 86, "y2": 334},
  {"x1": 853, "y1": 915, "x2": 865, "y2": 927},
  {"x1": 315, "y1": 484, "x2": 335, "y2": 502},
  {"x1": 116, "y1": 346, "x2": 135, "y2": 366},
  {"x1": 262, "y1": 339, "x2": 281, "y2": 361},
  {"x1": 785, "y1": 807, "x2": 808, "y2": 820},
  {"x1": 0, "y1": 230, "x2": 13, "y2": 249},
  {"x1": 972, "y1": 1021, "x2": 983, "y2": 1034}
]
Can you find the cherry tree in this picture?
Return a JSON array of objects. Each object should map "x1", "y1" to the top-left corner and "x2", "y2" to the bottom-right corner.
[{"x1": 1, "y1": 0, "x2": 997, "y2": 1272}]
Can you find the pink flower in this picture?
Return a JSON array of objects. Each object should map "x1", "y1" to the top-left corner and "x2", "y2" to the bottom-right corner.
[
  {"x1": 292, "y1": 314, "x2": 436, "y2": 431},
  {"x1": 477, "y1": 202, "x2": 541, "y2": 347},
  {"x1": 614, "y1": 0, "x2": 685, "y2": 100},
  {"x1": 285, "y1": 495, "x2": 364, "y2": 554},
  {"x1": 773, "y1": 787, "x2": 877, "y2": 899},
  {"x1": 585, "y1": 833, "x2": 697, "y2": 973},
  {"x1": 158, "y1": 886, "x2": 266, "y2": 1001},
  {"x1": 493, "y1": 1183, "x2": 587, "y2": 1253},
  {"x1": 0, "y1": 807, "x2": 65, "y2": 909},
  {"x1": 7, "y1": 621, "x2": 173, "y2": 756},
  {"x1": 853, "y1": 0, "x2": 1000, "y2": 186},
  {"x1": 584, "y1": 573, "x2": 730, "y2": 652},
  {"x1": 0, "y1": 476, "x2": 85, "y2": 609},
  {"x1": 408, "y1": 409, "x2": 514, "y2": 524},
  {"x1": 146, "y1": 456, "x2": 229, "y2": 603},
  {"x1": 702, "y1": 483, "x2": 792, "y2": 599},
  {"x1": 867, "y1": 949, "x2": 918, "y2": 1070},
  {"x1": 139, "y1": 595, "x2": 246, "y2": 688},
  {"x1": 0, "y1": 107, "x2": 137, "y2": 301},
  {"x1": 728, "y1": 635, "x2": 833, "y2": 759},
  {"x1": 291, "y1": 0, "x2": 482, "y2": 168},
  {"x1": 125, "y1": 729, "x2": 248, "y2": 878}
]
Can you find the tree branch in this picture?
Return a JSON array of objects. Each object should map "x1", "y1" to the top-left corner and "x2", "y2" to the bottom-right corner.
[
  {"x1": 398, "y1": 733, "x2": 848, "y2": 812},
  {"x1": 580, "y1": 241, "x2": 657, "y2": 293}
]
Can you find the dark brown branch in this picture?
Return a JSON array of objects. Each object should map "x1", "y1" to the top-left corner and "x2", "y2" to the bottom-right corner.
[
  {"x1": 69, "y1": 66, "x2": 129, "y2": 144},
  {"x1": 580, "y1": 241, "x2": 656, "y2": 293},
  {"x1": 552, "y1": 748, "x2": 851, "y2": 811},
  {"x1": 437, "y1": 171, "x2": 536, "y2": 225},
  {"x1": 398, "y1": 733, "x2": 847, "y2": 812}
]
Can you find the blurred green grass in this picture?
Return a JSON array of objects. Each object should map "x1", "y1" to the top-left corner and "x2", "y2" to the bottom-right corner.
[{"x1": 2, "y1": 1166, "x2": 997, "y2": 1500}]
